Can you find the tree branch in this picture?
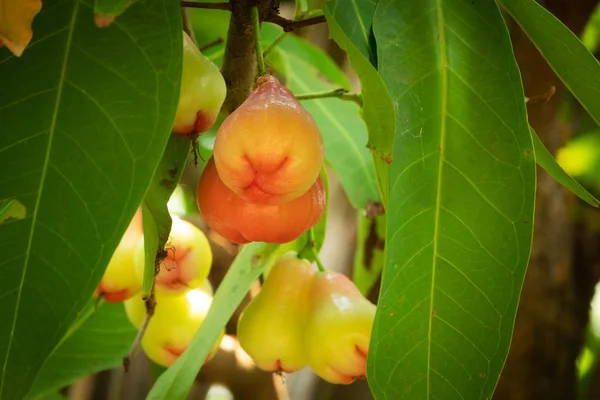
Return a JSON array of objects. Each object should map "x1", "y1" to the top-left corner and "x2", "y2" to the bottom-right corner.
[
  {"x1": 220, "y1": 0, "x2": 280, "y2": 113},
  {"x1": 265, "y1": 14, "x2": 326, "y2": 32},
  {"x1": 180, "y1": 1, "x2": 231, "y2": 10}
]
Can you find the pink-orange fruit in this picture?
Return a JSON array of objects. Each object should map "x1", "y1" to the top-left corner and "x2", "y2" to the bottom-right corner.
[
  {"x1": 196, "y1": 157, "x2": 325, "y2": 244},
  {"x1": 213, "y1": 75, "x2": 324, "y2": 205},
  {"x1": 172, "y1": 31, "x2": 227, "y2": 136},
  {"x1": 304, "y1": 272, "x2": 376, "y2": 384},
  {"x1": 237, "y1": 253, "x2": 316, "y2": 372},
  {"x1": 133, "y1": 215, "x2": 212, "y2": 295},
  {"x1": 94, "y1": 209, "x2": 143, "y2": 302}
]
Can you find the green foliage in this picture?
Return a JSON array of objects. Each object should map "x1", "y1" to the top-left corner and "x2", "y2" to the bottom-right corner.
[
  {"x1": 147, "y1": 242, "x2": 280, "y2": 400},
  {"x1": 353, "y1": 212, "x2": 386, "y2": 296},
  {"x1": 27, "y1": 300, "x2": 137, "y2": 399},
  {"x1": 531, "y1": 129, "x2": 599, "y2": 207},
  {"x1": 500, "y1": 0, "x2": 600, "y2": 127},
  {"x1": 367, "y1": 1, "x2": 535, "y2": 399},
  {"x1": 324, "y1": 0, "x2": 396, "y2": 162},
  {"x1": 140, "y1": 135, "x2": 191, "y2": 297},
  {"x1": 0, "y1": 0, "x2": 182, "y2": 398}
]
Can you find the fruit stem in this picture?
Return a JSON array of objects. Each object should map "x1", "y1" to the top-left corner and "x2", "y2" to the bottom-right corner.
[
  {"x1": 296, "y1": 89, "x2": 364, "y2": 107},
  {"x1": 180, "y1": 1, "x2": 231, "y2": 11},
  {"x1": 263, "y1": 32, "x2": 286, "y2": 58},
  {"x1": 250, "y1": 6, "x2": 267, "y2": 77},
  {"x1": 307, "y1": 228, "x2": 326, "y2": 272}
]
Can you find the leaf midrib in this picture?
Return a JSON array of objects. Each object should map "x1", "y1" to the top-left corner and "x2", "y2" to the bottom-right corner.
[
  {"x1": 0, "y1": 1, "x2": 80, "y2": 394},
  {"x1": 426, "y1": 0, "x2": 448, "y2": 398}
]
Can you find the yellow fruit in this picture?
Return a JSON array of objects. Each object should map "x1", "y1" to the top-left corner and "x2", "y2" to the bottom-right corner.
[
  {"x1": 123, "y1": 282, "x2": 222, "y2": 368},
  {"x1": 172, "y1": 31, "x2": 227, "y2": 136},
  {"x1": 303, "y1": 272, "x2": 376, "y2": 384},
  {"x1": 237, "y1": 252, "x2": 316, "y2": 372},
  {"x1": 94, "y1": 209, "x2": 142, "y2": 302},
  {"x1": 133, "y1": 216, "x2": 213, "y2": 295}
]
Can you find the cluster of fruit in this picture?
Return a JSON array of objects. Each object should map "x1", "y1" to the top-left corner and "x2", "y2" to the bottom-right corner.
[
  {"x1": 94, "y1": 211, "x2": 223, "y2": 368},
  {"x1": 92, "y1": 31, "x2": 377, "y2": 383},
  {"x1": 237, "y1": 252, "x2": 376, "y2": 384}
]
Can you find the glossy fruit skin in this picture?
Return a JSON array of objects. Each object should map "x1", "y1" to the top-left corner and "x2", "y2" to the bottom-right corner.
[
  {"x1": 123, "y1": 283, "x2": 222, "y2": 368},
  {"x1": 133, "y1": 215, "x2": 213, "y2": 295},
  {"x1": 303, "y1": 272, "x2": 376, "y2": 384},
  {"x1": 172, "y1": 31, "x2": 226, "y2": 136},
  {"x1": 94, "y1": 209, "x2": 143, "y2": 302},
  {"x1": 237, "y1": 253, "x2": 316, "y2": 372},
  {"x1": 197, "y1": 157, "x2": 325, "y2": 244},
  {"x1": 213, "y1": 75, "x2": 324, "y2": 205}
]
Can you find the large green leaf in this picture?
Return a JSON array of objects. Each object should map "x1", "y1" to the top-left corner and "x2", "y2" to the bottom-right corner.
[
  {"x1": 147, "y1": 242, "x2": 280, "y2": 399},
  {"x1": 0, "y1": 1, "x2": 182, "y2": 398},
  {"x1": 323, "y1": 0, "x2": 395, "y2": 163},
  {"x1": 27, "y1": 300, "x2": 137, "y2": 399},
  {"x1": 368, "y1": 1, "x2": 535, "y2": 399},
  {"x1": 499, "y1": 0, "x2": 600, "y2": 126},
  {"x1": 262, "y1": 26, "x2": 380, "y2": 208}
]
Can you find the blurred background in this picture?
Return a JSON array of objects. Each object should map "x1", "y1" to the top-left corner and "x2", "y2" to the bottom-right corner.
[{"x1": 51, "y1": 0, "x2": 600, "y2": 399}]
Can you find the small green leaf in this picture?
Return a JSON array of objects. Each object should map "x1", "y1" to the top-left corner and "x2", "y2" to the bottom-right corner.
[
  {"x1": 27, "y1": 300, "x2": 137, "y2": 399},
  {"x1": 140, "y1": 135, "x2": 191, "y2": 297},
  {"x1": 499, "y1": 0, "x2": 600, "y2": 126},
  {"x1": 352, "y1": 211, "x2": 386, "y2": 296},
  {"x1": 532, "y1": 128, "x2": 599, "y2": 207},
  {"x1": 0, "y1": 199, "x2": 26, "y2": 224},
  {"x1": 323, "y1": 1, "x2": 396, "y2": 163},
  {"x1": 147, "y1": 242, "x2": 280, "y2": 400},
  {"x1": 141, "y1": 203, "x2": 159, "y2": 298}
]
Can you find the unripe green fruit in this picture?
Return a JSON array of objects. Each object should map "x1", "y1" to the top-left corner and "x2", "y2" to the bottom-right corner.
[
  {"x1": 172, "y1": 31, "x2": 226, "y2": 136},
  {"x1": 237, "y1": 252, "x2": 316, "y2": 372},
  {"x1": 133, "y1": 216, "x2": 213, "y2": 295},
  {"x1": 303, "y1": 272, "x2": 376, "y2": 384},
  {"x1": 123, "y1": 281, "x2": 221, "y2": 368}
]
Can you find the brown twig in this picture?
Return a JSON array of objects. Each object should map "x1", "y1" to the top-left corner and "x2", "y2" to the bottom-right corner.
[
  {"x1": 265, "y1": 14, "x2": 326, "y2": 32},
  {"x1": 199, "y1": 37, "x2": 225, "y2": 52},
  {"x1": 181, "y1": 7, "x2": 197, "y2": 43},
  {"x1": 180, "y1": 1, "x2": 231, "y2": 10},
  {"x1": 526, "y1": 85, "x2": 556, "y2": 104},
  {"x1": 123, "y1": 291, "x2": 157, "y2": 372}
]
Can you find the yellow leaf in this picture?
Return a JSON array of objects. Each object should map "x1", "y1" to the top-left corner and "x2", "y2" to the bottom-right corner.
[{"x1": 0, "y1": 0, "x2": 43, "y2": 57}]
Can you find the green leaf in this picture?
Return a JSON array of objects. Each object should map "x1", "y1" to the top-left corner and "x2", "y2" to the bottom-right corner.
[
  {"x1": 532, "y1": 128, "x2": 599, "y2": 207},
  {"x1": 141, "y1": 203, "x2": 159, "y2": 298},
  {"x1": 263, "y1": 26, "x2": 380, "y2": 208},
  {"x1": 27, "y1": 300, "x2": 136, "y2": 399},
  {"x1": 140, "y1": 135, "x2": 191, "y2": 297},
  {"x1": 0, "y1": 0, "x2": 182, "y2": 397},
  {"x1": 147, "y1": 242, "x2": 280, "y2": 400},
  {"x1": 368, "y1": 1, "x2": 536, "y2": 399},
  {"x1": 499, "y1": 0, "x2": 600, "y2": 126},
  {"x1": 0, "y1": 199, "x2": 26, "y2": 224},
  {"x1": 296, "y1": 167, "x2": 330, "y2": 256},
  {"x1": 556, "y1": 130, "x2": 600, "y2": 191},
  {"x1": 352, "y1": 211, "x2": 386, "y2": 296},
  {"x1": 323, "y1": 1, "x2": 396, "y2": 163},
  {"x1": 94, "y1": 0, "x2": 134, "y2": 21}
]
